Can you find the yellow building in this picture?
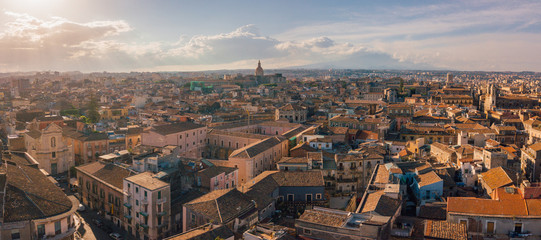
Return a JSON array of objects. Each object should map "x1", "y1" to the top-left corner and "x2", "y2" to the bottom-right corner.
[{"x1": 99, "y1": 107, "x2": 129, "y2": 120}]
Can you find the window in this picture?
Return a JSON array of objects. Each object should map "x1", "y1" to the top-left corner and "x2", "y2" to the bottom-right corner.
[
  {"x1": 303, "y1": 229, "x2": 311, "y2": 235},
  {"x1": 55, "y1": 221, "x2": 62, "y2": 234},
  {"x1": 158, "y1": 191, "x2": 162, "y2": 199},
  {"x1": 51, "y1": 137, "x2": 56, "y2": 147},
  {"x1": 287, "y1": 194, "x2": 294, "y2": 202},
  {"x1": 486, "y1": 221, "x2": 495, "y2": 234},
  {"x1": 136, "y1": 187, "x2": 139, "y2": 193},
  {"x1": 52, "y1": 152, "x2": 56, "y2": 158},
  {"x1": 144, "y1": 191, "x2": 147, "y2": 198},
  {"x1": 191, "y1": 213, "x2": 196, "y2": 224},
  {"x1": 459, "y1": 219, "x2": 467, "y2": 226},
  {"x1": 136, "y1": 200, "x2": 139, "y2": 206},
  {"x1": 316, "y1": 193, "x2": 322, "y2": 200},
  {"x1": 514, "y1": 223, "x2": 522, "y2": 233},
  {"x1": 306, "y1": 194, "x2": 312, "y2": 202},
  {"x1": 37, "y1": 224, "x2": 45, "y2": 238},
  {"x1": 11, "y1": 229, "x2": 20, "y2": 240}
]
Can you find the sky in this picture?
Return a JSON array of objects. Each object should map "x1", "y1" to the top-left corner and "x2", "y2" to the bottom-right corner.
[{"x1": 0, "y1": 0, "x2": 540, "y2": 72}]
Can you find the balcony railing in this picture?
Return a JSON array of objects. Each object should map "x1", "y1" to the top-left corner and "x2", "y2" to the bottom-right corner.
[
  {"x1": 139, "y1": 211, "x2": 149, "y2": 217},
  {"x1": 509, "y1": 231, "x2": 532, "y2": 238},
  {"x1": 141, "y1": 198, "x2": 148, "y2": 205},
  {"x1": 157, "y1": 211, "x2": 167, "y2": 217},
  {"x1": 157, "y1": 197, "x2": 167, "y2": 205},
  {"x1": 123, "y1": 202, "x2": 132, "y2": 208}
]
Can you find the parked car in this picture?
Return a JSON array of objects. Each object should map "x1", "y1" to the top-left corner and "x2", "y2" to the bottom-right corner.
[
  {"x1": 109, "y1": 232, "x2": 123, "y2": 240},
  {"x1": 77, "y1": 204, "x2": 85, "y2": 212}
]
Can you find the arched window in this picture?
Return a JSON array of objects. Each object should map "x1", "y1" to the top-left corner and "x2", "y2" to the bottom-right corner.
[{"x1": 51, "y1": 137, "x2": 56, "y2": 148}]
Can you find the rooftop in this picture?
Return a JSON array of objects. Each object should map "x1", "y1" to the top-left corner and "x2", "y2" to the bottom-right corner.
[{"x1": 125, "y1": 171, "x2": 169, "y2": 190}]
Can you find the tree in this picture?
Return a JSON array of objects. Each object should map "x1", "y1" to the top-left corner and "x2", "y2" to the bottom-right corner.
[{"x1": 86, "y1": 96, "x2": 100, "y2": 123}]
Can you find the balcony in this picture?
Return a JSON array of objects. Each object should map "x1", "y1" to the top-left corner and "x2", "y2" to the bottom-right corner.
[
  {"x1": 157, "y1": 197, "x2": 167, "y2": 205},
  {"x1": 124, "y1": 214, "x2": 132, "y2": 220},
  {"x1": 139, "y1": 211, "x2": 149, "y2": 217},
  {"x1": 509, "y1": 231, "x2": 532, "y2": 238},
  {"x1": 139, "y1": 223, "x2": 149, "y2": 229},
  {"x1": 141, "y1": 198, "x2": 148, "y2": 205},
  {"x1": 123, "y1": 202, "x2": 132, "y2": 208},
  {"x1": 158, "y1": 222, "x2": 169, "y2": 229},
  {"x1": 157, "y1": 211, "x2": 167, "y2": 217}
]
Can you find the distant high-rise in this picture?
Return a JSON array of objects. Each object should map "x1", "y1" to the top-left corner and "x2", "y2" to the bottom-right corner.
[{"x1": 255, "y1": 60, "x2": 264, "y2": 76}]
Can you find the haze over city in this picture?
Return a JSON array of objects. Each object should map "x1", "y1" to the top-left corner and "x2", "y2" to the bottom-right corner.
[
  {"x1": 3, "y1": 1, "x2": 541, "y2": 240},
  {"x1": 1, "y1": 0, "x2": 540, "y2": 72}
]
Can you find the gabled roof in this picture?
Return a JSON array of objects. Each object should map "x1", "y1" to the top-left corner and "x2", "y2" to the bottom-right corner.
[
  {"x1": 165, "y1": 224, "x2": 234, "y2": 240},
  {"x1": 479, "y1": 167, "x2": 514, "y2": 191},
  {"x1": 185, "y1": 188, "x2": 255, "y2": 224},
  {"x1": 447, "y1": 197, "x2": 541, "y2": 217},
  {"x1": 424, "y1": 220, "x2": 467, "y2": 240},
  {"x1": 415, "y1": 171, "x2": 443, "y2": 188},
  {"x1": 229, "y1": 136, "x2": 285, "y2": 159},
  {"x1": 360, "y1": 190, "x2": 401, "y2": 216},
  {"x1": 151, "y1": 122, "x2": 205, "y2": 135},
  {"x1": 239, "y1": 171, "x2": 324, "y2": 210},
  {"x1": 26, "y1": 129, "x2": 42, "y2": 139},
  {"x1": 76, "y1": 161, "x2": 134, "y2": 190}
]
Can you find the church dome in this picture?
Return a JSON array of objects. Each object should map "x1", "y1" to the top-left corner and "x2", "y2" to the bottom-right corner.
[{"x1": 255, "y1": 60, "x2": 264, "y2": 76}]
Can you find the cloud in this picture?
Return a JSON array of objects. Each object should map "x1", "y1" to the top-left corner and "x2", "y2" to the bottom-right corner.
[
  {"x1": 0, "y1": 11, "x2": 131, "y2": 71},
  {"x1": 4, "y1": 1, "x2": 540, "y2": 72}
]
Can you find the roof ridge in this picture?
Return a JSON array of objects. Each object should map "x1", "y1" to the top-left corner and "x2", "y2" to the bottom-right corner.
[{"x1": 215, "y1": 198, "x2": 223, "y2": 223}]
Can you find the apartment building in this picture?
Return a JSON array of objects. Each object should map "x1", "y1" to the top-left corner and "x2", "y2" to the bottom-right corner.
[{"x1": 124, "y1": 172, "x2": 171, "y2": 240}]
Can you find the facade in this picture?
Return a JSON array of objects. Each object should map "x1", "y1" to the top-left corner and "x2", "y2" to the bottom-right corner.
[
  {"x1": 213, "y1": 136, "x2": 288, "y2": 184},
  {"x1": 123, "y1": 172, "x2": 171, "y2": 240},
  {"x1": 141, "y1": 122, "x2": 207, "y2": 158},
  {"x1": 0, "y1": 157, "x2": 80, "y2": 240},
  {"x1": 63, "y1": 127, "x2": 110, "y2": 165},
  {"x1": 447, "y1": 188, "x2": 541, "y2": 239},
  {"x1": 482, "y1": 147, "x2": 508, "y2": 170},
  {"x1": 521, "y1": 142, "x2": 541, "y2": 182},
  {"x1": 76, "y1": 161, "x2": 134, "y2": 227},
  {"x1": 411, "y1": 171, "x2": 443, "y2": 204},
  {"x1": 240, "y1": 170, "x2": 326, "y2": 221},
  {"x1": 275, "y1": 104, "x2": 308, "y2": 123},
  {"x1": 24, "y1": 123, "x2": 74, "y2": 175},
  {"x1": 206, "y1": 129, "x2": 267, "y2": 159},
  {"x1": 196, "y1": 165, "x2": 238, "y2": 192}
]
